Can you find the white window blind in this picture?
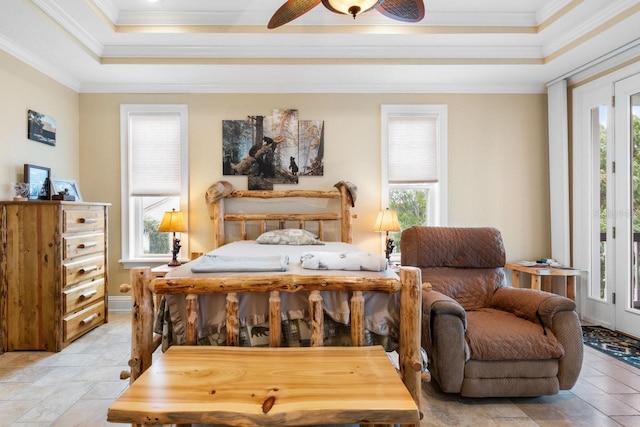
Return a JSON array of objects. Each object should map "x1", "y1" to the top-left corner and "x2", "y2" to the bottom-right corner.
[
  {"x1": 129, "y1": 114, "x2": 182, "y2": 196},
  {"x1": 387, "y1": 115, "x2": 438, "y2": 183}
]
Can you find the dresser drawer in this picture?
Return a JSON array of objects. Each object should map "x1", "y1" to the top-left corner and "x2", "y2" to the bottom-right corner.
[
  {"x1": 64, "y1": 278, "x2": 105, "y2": 315},
  {"x1": 64, "y1": 303, "x2": 105, "y2": 343},
  {"x1": 63, "y1": 255, "x2": 105, "y2": 287},
  {"x1": 64, "y1": 233, "x2": 105, "y2": 260},
  {"x1": 63, "y1": 207, "x2": 105, "y2": 234}
]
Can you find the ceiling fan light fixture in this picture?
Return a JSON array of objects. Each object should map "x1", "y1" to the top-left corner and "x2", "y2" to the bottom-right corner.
[{"x1": 324, "y1": 0, "x2": 383, "y2": 18}]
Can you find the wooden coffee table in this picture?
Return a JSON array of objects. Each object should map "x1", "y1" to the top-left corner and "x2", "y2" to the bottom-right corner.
[{"x1": 107, "y1": 345, "x2": 420, "y2": 426}]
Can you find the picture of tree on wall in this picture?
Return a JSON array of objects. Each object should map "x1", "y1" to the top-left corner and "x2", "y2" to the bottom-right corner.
[
  {"x1": 222, "y1": 108, "x2": 324, "y2": 190},
  {"x1": 28, "y1": 110, "x2": 57, "y2": 146}
]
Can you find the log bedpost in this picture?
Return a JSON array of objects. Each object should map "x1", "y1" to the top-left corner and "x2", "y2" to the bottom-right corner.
[
  {"x1": 350, "y1": 291, "x2": 365, "y2": 346},
  {"x1": 185, "y1": 294, "x2": 199, "y2": 345},
  {"x1": 211, "y1": 198, "x2": 225, "y2": 249},
  {"x1": 338, "y1": 185, "x2": 353, "y2": 243},
  {"x1": 399, "y1": 266, "x2": 423, "y2": 425},
  {"x1": 309, "y1": 290, "x2": 324, "y2": 347},
  {"x1": 269, "y1": 291, "x2": 281, "y2": 347},
  {"x1": 129, "y1": 268, "x2": 155, "y2": 384},
  {"x1": 226, "y1": 293, "x2": 239, "y2": 346}
]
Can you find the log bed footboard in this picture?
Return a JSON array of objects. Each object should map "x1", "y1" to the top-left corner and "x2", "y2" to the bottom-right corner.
[{"x1": 120, "y1": 265, "x2": 423, "y2": 427}]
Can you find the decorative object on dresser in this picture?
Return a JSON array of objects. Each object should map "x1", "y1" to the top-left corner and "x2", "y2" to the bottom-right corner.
[
  {"x1": 158, "y1": 208, "x2": 187, "y2": 266},
  {"x1": 373, "y1": 208, "x2": 401, "y2": 262},
  {"x1": 24, "y1": 163, "x2": 51, "y2": 200},
  {"x1": 11, "y1": 182, "x2": 30, "y2": 201},
  {"x1": 52, "y1": 178, "x2": 82, "y2": 201},
  {"x1": 0, "y1": 201, "x2": 110, "y2": 352}
]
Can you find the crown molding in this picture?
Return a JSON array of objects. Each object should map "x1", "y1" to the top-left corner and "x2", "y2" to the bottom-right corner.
[
  {"x1": 31, "y1": 0, "x2": 104, "y2": 56},
  {"x1": 0, "y1": 34, "x2": 81, "y2": 91}
]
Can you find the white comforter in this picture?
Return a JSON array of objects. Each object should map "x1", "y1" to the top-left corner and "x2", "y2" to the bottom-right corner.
[{"x1": 164, "y1": 241, "x2": 400, "y2": 343}]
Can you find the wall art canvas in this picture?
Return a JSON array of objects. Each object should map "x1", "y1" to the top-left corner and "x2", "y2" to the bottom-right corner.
[
  {"x1": 222, "y1": 108, "x2": 324, "y2": 190},
  {"x1": 299, "y1": 120, "x2": 324, "y2": 176},
  {"x1": 28, "y1": 110, "x2": 57, "y2": 146}
]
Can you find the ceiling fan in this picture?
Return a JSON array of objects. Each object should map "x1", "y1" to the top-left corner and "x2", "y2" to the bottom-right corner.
[{"x1": 268, "y1": 0, "x2": 425, "y2": 29}]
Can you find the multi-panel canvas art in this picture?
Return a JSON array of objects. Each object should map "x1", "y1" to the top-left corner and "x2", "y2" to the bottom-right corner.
[{"x1": 223, "y1": 109, "x2": 324, "y2": 190}]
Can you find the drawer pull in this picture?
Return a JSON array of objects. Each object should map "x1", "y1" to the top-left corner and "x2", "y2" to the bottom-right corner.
[
  {"x1": 79, "y1": 218, "x2": 98, "y2": 224},
  {"x1": 79, "y1": 290, "x2": 98, "y2": 301},
  {"x1": 80, "y1": 313, "x2": 99, "y2": 326},
  {"x1": 78, "y1": 265, "x2": 98, "y2": 274},
  {"x1": 78, "y1": 242, "x2": 97, "y2": 249}
]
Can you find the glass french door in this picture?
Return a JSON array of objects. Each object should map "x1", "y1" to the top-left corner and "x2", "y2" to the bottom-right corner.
[{"x1": 613, "y1": 73, "x2": 640, "y2": 338}]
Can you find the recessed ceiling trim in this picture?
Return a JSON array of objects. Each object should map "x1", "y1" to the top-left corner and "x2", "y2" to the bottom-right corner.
[
  {"x1": 92, "y1": 0, "x2": 119, "y2": 24},
  {"x1": 31, "y1": 0, "x2": 104, "y2": 56},
  {"x1": 112, "y1": 24, "x2": 538, "y2": 35},
  {"x1": 100, "y1": 45, "x2": 544, "y2": 60},
  {"x1": 536, "y1": 0, "x2": 582, "y2": 32},
  {"x1": 544, "y1": 1, "x2": 640, "y2": 63},
  {"x1": 114, "y1": 10, "x2": 539, "y2": 28},
  {"x1": 78, "y1": 81, "x2": 545, "y2": 95},
  {"x1": 99, "y1": 56, "x2": 544, "y2": 66}
]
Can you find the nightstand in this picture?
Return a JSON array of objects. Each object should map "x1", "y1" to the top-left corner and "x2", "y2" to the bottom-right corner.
[{"x1": 151, "y1": 264, "x2": 178, "y2": 278}]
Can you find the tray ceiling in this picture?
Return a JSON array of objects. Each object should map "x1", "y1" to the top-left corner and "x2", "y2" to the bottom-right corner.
[{"x1": 0, "y1": 0, "x2": 639, "y2": 93}]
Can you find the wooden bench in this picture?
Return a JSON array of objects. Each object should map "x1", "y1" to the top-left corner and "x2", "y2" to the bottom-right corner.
[{"x1": 107, "y1": 345, "x2": 420, "y2": 426}]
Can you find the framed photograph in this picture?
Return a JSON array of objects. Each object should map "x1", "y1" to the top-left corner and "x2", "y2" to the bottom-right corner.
[
  {"x1": 52, "y1": 178, "x2": 82, "y2": 201},
  {"x1": 24, "y1": 164, "x2": 51, "y2": 200},
  {"x1": 28, "y1": 110, "x2": 57, "y2": 146}
]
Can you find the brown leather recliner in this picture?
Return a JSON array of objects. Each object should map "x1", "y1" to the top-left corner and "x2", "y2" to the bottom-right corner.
[{"x1": 401, "y1": 226, "x2": 583, "y2": 398}]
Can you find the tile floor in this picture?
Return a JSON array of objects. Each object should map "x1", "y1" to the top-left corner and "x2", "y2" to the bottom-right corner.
[{"x1": 1, "y1": 312, "x2": 640, "y2": 426}]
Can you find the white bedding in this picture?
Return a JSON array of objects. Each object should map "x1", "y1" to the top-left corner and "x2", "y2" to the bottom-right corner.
[{"x1": 164, "y1": 241, "x2": 400, "y2": 345}]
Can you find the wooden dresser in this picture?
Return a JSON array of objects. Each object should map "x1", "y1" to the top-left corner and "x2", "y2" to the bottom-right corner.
[{"x1": 0, "y1": 201, "x2": 109, "y2": 352}]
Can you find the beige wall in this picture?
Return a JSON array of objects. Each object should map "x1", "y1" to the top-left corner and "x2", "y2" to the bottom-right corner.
[
  {"x1": 0, "y1": 51, "x2": 79, "y2": 198},
  {"x1": 79, "y1": 93, "x2": 550, "y2": 296},
  {"x1": 0, "y1": 50, "x2": 550, "y2": 299}
]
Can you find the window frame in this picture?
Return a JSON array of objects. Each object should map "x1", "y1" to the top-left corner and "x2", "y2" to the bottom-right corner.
[
  {"x1": 120, "y1": 104, "x2": 189, "y2": 268},
  {"x1": 380, "y1": 104, "x2": 448, "y2": 256}
]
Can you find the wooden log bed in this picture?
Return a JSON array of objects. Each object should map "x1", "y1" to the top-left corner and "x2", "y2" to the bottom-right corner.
[{"x1": 108, "y1": 182, "x2": 424, "y2": 427}]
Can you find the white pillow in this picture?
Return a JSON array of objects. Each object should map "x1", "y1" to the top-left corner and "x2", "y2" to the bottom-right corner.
[{"x1": 256, "y1": 229, "x2": 324, "y2": 245}]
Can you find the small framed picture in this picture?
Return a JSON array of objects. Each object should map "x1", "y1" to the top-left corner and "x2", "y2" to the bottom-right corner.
[
  {"x1": 52, "y1": 179, "x2": 82, "y2": 201},
  {"x1": 24, "y1": 164, "x2": 51, "y2": 200},
  {"x1": 28, "y1": 110, "x2": 57, "y2": 146}
]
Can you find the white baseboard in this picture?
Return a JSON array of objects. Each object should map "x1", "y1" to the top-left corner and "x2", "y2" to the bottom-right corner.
[{"x1": 109, "y1": 295, "x2": 132, "y2": 312}]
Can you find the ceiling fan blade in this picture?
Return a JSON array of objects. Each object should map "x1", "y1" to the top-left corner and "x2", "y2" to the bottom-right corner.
[
  {"x1": 376, "y1": 0, "x2": 425, "y2": 22},
  {"x1": 268, "y1": 0, "x2": 322, "y2": 29}
]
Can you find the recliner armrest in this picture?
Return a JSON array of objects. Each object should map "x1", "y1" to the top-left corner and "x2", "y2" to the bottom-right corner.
[
  {"x1": 424, "y1": 290, "x2": 467, "y2": 327},
  {"x1": 491, "y1": 287, "x2": 576, "y2": 327}
]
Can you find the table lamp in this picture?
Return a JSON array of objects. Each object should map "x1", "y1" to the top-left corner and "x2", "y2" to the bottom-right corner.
[
  {"x1": 158, "y1": 208, "x2": 187, "y2": 266},
  {"x1": 373, "y1": 208, "x2": 401, "y2": 262}
]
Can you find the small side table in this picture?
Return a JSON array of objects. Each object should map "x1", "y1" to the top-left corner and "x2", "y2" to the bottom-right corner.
[
  {"x1": 505, "y1": 262, "x2": 581, "y2": 300},
  {"x1": 151, "y1": 264, "x2": 178, "y2": 278}
]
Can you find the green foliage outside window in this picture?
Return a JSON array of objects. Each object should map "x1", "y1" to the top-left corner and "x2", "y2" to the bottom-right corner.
[
  {"x1": 389, "y1": 187, "x2": 428, "y2": 254},
  {"x1": 144, "y1": 217, "x2": 170, "y2": 254},
  {"x1": 599, "y1": 112, "x2": 640, "y2": 299}
]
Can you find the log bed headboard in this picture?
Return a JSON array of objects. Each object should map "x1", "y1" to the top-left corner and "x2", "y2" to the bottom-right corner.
[{"x1": 205, "y1": 181, "x2": 357, "y2": 248}]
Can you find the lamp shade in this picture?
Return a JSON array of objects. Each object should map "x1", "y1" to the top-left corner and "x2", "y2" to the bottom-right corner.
[
  {"x1": 158, "y1": 209, "x2": 187, "y2": 233},
  {"x1": 373, "y1": 209, "x2": 401, "y2": 233},
  {"x1": 324, "y1": 0, "x2": 382, "y2": 17}
]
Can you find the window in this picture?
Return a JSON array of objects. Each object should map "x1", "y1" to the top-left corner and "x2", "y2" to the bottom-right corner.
[
  {"x1": 381, "y1": 105, "x2": 447, "y2": 258},
  {"x1": 120, "y1": 105, "x2": 188, "y2": 267}
]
